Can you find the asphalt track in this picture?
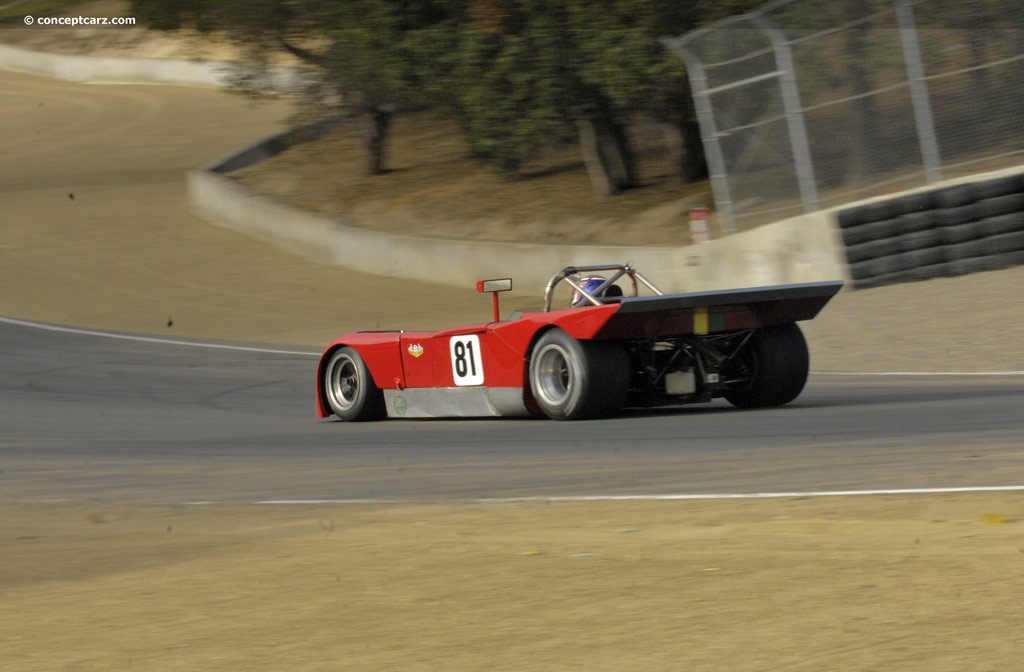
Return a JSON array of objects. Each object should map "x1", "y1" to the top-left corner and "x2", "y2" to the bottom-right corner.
[
  {"x1": 4, "y1": 317, "x2": 1024, "y2": 505},
  {"x1": 2, "y1": 68, "x2": 1022, "y2": 508}
]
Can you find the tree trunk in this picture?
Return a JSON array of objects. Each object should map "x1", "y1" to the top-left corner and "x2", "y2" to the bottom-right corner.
[
  {"x1": 576, "y1": 116, "x2": 636, "y2": 196},
  {"x1": 684, "y1": 112, "x2": 708, "y2": 182},
  {"x1": 364, "y1": 107, "x2": 392, "y2": 175},
  {"x1": 662, "y1": 116, "x2": 707, "y2": 185},
  {"x1": 654, "y1": 76, "x2": 707, "y2": 185}
]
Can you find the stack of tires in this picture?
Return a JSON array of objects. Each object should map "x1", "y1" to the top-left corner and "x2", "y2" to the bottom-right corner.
[{"x1": 837, "y1": 173, "x2": 1024, "y2": 289}]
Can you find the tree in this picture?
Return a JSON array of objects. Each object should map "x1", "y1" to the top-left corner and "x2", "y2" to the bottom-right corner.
[
  {"x1": 132, "y1": 0, "x2": 722, "y2": 192},
  {"x1": 132, "y1": 0, "x2": 462, "y2": 175},
  {"x1": 448, "y1": 6, "x2": 600, "y2": 180},
  {"x1": 449, "y1": 0, "x2": 706, "y2": 194},
  {"x1": 571, "y1": 0, "x2": 707, "y2": 185}
]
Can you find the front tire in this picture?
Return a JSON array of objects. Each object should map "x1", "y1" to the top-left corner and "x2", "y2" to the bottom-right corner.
[
  {"x1": 322, "y1": 346, "x2": 385, "y2": 421},
  {"x1": 723, "y1": 323, "x2": 809, "y2": 408},
  {"x1": 528, "y1": 329, "x2": 629, "y2": 420}
]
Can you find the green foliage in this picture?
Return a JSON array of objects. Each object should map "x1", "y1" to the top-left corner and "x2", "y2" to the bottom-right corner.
[
  {"x1": 446, "y1": 0, "x2": 711, "y2": 174},
  {"x1": 129, "y1": 0, "x2": 216, "y2": 31},
  {"x1": 451, "y1": 11, "x2": 584, "y2": 172},
  {"x1": 131, "y1": 0, "x2": 731, "y2": 179}
]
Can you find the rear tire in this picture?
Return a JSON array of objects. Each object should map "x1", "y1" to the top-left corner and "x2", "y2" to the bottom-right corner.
[
  {"x1": 528, "y1": 329, "x2": 629, "y2": 420},
  {"x1": 724, "y1": 323, "x2": 809, "y2": 408},
  {"x1": 322, "y1": 346, "x2": 386, "y2": 421}
]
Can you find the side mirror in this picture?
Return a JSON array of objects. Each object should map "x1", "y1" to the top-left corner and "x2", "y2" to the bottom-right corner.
[
  {"x1": 476, "y1": 278, "x2": 512, "y2": 321},
  {"x1": 477, "y1": 278, "x2": 512, "y2": 294}
]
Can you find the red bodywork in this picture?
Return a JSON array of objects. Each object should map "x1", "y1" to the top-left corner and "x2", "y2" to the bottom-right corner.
[{"x1": 316, "y1": 280, "x2": 843, "y2": 419}]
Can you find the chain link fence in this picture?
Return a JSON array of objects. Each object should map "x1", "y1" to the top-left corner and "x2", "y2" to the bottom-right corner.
[{"x1": 664, "y1": 0, "x2": 1024, "y2": 233}]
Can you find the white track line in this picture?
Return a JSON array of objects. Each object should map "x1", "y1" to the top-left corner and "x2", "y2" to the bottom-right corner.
[
  {"x1": 3, "y1": 315, "x2": 1023, "y2": 374},
  {"x1": 812, "y1": 370, "x2": 1024, "y2": 377},
  {"x1": 249, "y1": 485, "x2": 1024, "y2": 505},
  {"x1": 0, "y1": 316, "x2": 318, "y2": 357}
]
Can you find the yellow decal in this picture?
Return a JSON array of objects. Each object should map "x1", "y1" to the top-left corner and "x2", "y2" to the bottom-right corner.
[
  {"x1": 694, "y1": 306, "x2": 709, "y2": 335},
  {"x1": 408, "y1": 344, "x2": 424, "y2": 358}
]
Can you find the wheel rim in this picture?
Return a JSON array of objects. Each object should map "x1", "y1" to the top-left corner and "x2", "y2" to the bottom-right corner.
[
  {"x1": 533, "y1": 343, "x2": 573, "y2": 407},
  {"x1": 326, "y1": 352, "x2": 359, "y2": 413}
]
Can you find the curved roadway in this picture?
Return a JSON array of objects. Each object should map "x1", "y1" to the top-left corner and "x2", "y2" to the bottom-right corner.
[
  {"x1": 4, "y1": 317, "x2": 1023, "y2": 504},
  {"x1": 1, "y1": 69, "x2": 1023, "y2": 505}
]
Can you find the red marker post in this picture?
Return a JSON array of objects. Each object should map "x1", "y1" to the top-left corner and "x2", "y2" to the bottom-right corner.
[{"x1": 688, "y1": 208, "x2": 710, "y2": 244}]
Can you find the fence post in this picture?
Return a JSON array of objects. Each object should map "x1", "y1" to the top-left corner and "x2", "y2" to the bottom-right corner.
[
  {"x1": 662, "y1": 36, "x2": 738, "y2": 234},
  {"x1": 894, "y1": 0, "x2": 943, "y2": 184},
  {"x1": 750, "y1": 12, "x2": 819, "y2": 214}
]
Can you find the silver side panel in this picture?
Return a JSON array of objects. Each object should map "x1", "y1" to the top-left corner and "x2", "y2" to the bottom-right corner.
[{"x1": 383, "y1": 387, "x2": 530, "y2": 419}]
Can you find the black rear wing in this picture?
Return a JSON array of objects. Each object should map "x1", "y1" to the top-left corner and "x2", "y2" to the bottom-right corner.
[{"x1": 594, "y1": 280, "x2": 844, "y2": 339}]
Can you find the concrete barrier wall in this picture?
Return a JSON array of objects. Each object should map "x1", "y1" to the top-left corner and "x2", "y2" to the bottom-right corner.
[
  {"x1": 675, "y1": 210, "x2": 851, "y2": 292},
  {"x1": 186, "y1": 114, "x2": 852, "y2": 292},
  {"x1": 0, "y1": 43, "x2": 297, "y2": 89},
  {"x1": 188, "y1": 162, "x2": 851, "y2": 293},
  {"x1": 0, "y1": 41, "x2": 881, "y2": 293}
]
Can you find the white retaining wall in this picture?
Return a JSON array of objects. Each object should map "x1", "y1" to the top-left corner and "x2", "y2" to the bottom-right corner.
[
  {"x1": 0, "y1": 42, "x2": 297, "y2": 88},
  {"x1": 187, "y1": 166, "x2": 851, "y2": 293},
  {"x1": 2, "y1": 40, "x2": 850, "y2": 291}
]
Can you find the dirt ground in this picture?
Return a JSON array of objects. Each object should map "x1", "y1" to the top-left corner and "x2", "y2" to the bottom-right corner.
[
  {"x1": 231, "y1": 111, "x2": 712, "y2": 247},
  {"x1": 2, "y1": 497, "x2": 1023, "y2": 672},
  {"x1": 3, "y1": 7, "x2": 1024, "y2": 670}
]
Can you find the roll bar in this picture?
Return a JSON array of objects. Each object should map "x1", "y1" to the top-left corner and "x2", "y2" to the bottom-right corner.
[{"x1": 543, "y1": 263, "x2": 664, "y2": 312}]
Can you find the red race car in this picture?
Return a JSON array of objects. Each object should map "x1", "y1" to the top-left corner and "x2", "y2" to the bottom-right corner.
[{"x1": 316, "y1": 264, "x2": 842, "y2": 421}]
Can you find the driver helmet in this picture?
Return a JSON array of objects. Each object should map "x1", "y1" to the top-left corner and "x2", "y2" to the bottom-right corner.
[{"x1": 571, "y1": 275, "x2": 611, "y2": 307}]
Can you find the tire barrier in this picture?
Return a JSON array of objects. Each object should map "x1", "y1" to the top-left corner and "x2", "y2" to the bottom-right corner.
[{"x1": 837, "y1": 172, "x2": 1024, "y2": 289}]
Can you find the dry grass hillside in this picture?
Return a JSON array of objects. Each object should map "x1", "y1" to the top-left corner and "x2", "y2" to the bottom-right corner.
[{"x1": 233, "y1": 112, "x2": 715, "y2": 246}]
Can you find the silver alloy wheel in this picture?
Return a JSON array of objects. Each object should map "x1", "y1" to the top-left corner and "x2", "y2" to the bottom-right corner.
[
  {"x1": 528, "y1": 328, "x2": 629, "y2": 420},
  {"x1": 532, "y1": 342, "x2": 574, "y2": 407},
  {"x1": 325, "y1": 350, "x2": 360, "y2": 414}
]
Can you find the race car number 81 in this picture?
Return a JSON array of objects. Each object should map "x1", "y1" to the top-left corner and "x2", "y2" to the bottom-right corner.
[{"x1": 450, "y1": 335, "x2": 484, "y2": 386}]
